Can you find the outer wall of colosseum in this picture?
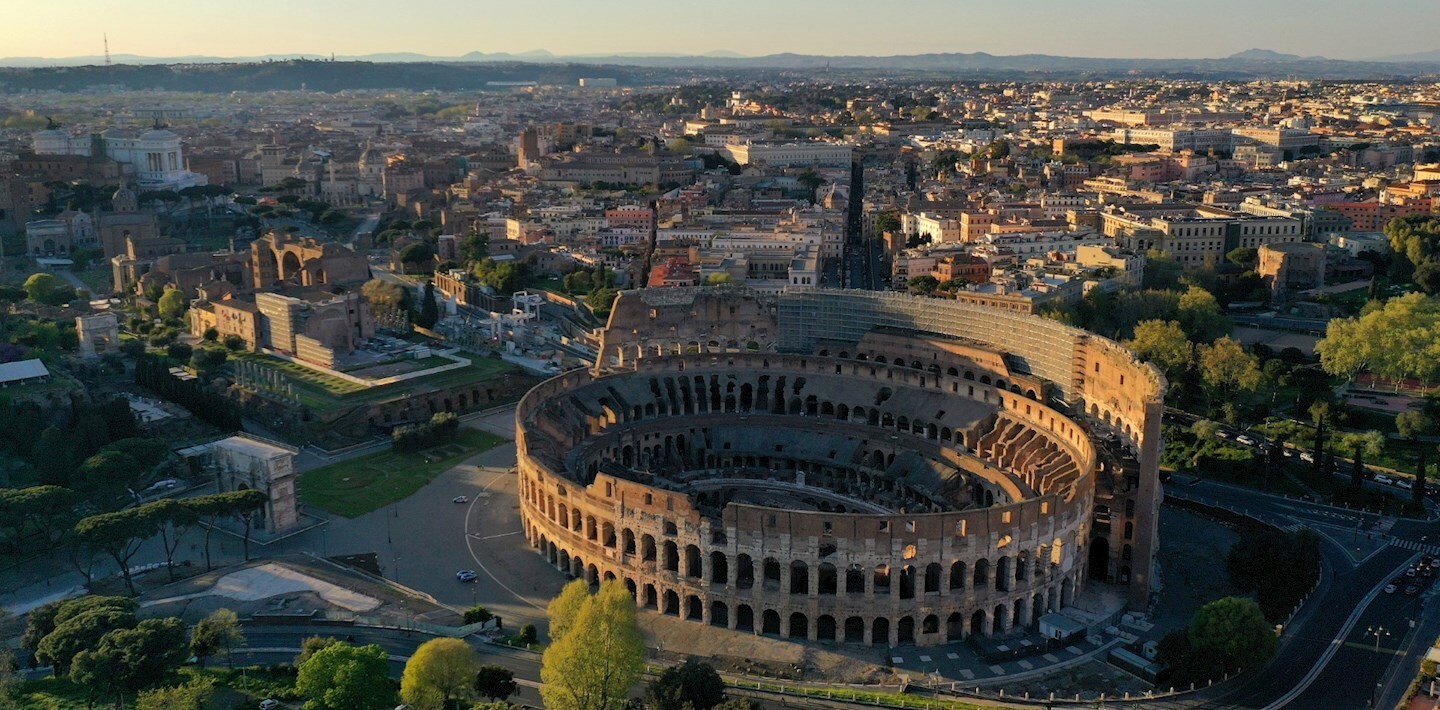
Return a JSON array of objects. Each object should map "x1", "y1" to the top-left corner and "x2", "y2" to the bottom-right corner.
[{"x1": 516, "y1": 288, "x2": 1163, "y2": 646}]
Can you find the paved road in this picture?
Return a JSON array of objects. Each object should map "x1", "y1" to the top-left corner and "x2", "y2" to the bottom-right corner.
[{"x1": 1151, "y1": 479, "x2": 1440, "y2": 709}]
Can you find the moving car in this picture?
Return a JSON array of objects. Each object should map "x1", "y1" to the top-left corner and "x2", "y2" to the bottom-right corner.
[
  {"x1": 1385, "y1": 583, "x2": 1398, "y2": 594},
  {"x1": 259, "y1": 701, "x2": 281, "y2": 710},
  {"x1": 1236, "y1": 434, "x2": 1257, "y2": 446},
  {"x1": 453, "y1": 495, "x2": 469, "y2": 504},
  {"x1": 456, "y1": 569, "x2": 478, "y2": 582},
  {"x1": 1406, "y1": 585, "x2": 1422, "y2": 596}
]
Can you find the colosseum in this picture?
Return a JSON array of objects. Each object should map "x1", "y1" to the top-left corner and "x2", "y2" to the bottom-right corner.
[{"x1": 517, "y1": 288, "x2": 1164, "y2": 646}]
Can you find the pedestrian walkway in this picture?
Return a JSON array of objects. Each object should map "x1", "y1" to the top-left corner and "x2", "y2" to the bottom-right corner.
[{"x1": 1389, "y1": 538, "x2": 1440, "y2": 557}]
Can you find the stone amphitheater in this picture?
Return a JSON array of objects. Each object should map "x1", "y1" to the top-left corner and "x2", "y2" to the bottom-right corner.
[{"x1": 517, "y1": 288, "x2": 1164, "y2": 647}]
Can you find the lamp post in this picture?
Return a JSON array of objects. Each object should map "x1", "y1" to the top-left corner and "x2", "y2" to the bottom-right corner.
[{"x1": 1367, "y1": 625, "x2": 1389, "y2": 654}]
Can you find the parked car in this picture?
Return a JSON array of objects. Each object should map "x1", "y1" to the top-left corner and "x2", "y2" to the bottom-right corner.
[
  {"x1": 1376, "y1": 475, "x2": 1394, "y2": 486},
  {"x1": 1236, "y1": 435, "x2": 1257, "y2": 446},
  {"x1": 1406, "y1": 585, "x2": 1422, "y2": 596},
  {"x1": 1385, "y1": 583, "x2": 1398, "y2": 594},
  {"x1": 1300, "y1": 452, "x2": 1315, "y2": 463},
  {"x1": 456, "y1": 569, "x2": 478, "y2": 582}
]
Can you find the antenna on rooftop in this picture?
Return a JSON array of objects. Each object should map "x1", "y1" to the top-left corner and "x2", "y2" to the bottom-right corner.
[{"x1": 104, "y1": 33, "x2": 111, "y2": 66}]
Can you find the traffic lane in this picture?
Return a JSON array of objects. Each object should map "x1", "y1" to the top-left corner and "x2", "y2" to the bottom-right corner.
[
  {"x1": 1379, "y1": 583, "x2": 1440, "y2": 708},
  {"x1": 1286, "y1": 580, "x2": 1430, "y2": 708},
  {"x1": 1214, "y1": 546, "x2": 1413, "y2": 708}
]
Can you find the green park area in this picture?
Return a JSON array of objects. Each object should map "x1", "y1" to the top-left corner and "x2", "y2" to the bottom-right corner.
[
  {"x1": 234, "y1": 352, "x2": 519, "y2": 411},
  {"x1": 298, "y1": 428, "x2": 507, "y2": 517}
]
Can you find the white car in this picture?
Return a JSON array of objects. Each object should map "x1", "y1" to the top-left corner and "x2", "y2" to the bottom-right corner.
[
  {"x1": 1236, "y1": 435, "x2": 1257, "y2": 446},
  {"x1": 1376, "y1": 475, "x2": 1394, "y2": 486},
  {"x1": 1300, "y1": 452, "x2": 1315, "y2": 463},
  {"x1": 453, "y1": 495, "x2": 469, "y2": 504},
  {"x1": 259, "y1": 701, "x2": 281, "y2": 710}
]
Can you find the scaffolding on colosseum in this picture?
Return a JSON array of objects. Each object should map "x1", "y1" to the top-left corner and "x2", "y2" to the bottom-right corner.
[{"x1": 232, "y1": 360, "x2": 301, "y2": 407}]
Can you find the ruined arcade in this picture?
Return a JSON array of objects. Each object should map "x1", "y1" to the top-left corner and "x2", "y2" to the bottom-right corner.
[{"x1": 516, "y1": 288, "x2": 1164, "y2": 646}]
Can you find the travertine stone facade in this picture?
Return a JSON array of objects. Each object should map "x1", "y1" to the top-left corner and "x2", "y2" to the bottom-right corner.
[{"x1": 517, "y1": 288, "x2": 1164, "y2": 646}]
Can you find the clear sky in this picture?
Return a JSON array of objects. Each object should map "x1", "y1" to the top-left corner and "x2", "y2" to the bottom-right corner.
[{"x1": 1, "y1": 0, "x2": 1436, "y2": 60}]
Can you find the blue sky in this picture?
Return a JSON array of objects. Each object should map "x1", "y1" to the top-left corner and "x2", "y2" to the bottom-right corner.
[{"x1": 1, "y1": 0, "x2": 1434, "y2": 60}]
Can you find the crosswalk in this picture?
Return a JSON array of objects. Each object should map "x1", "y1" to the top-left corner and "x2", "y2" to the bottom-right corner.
[{"x1": 1389, "y1": 538, "x2": 1440, "y2": 556}]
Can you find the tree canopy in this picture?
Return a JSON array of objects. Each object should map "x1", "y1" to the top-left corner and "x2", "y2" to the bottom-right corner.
[
  {"x1": 296, "y1": 642, "x2": 397, "y2": 710},
  {"x1": 400, "y1": 637, "x2": 479, "y2": 710},
  {"x1": 540, "y1": 580, "x2": 645, "y2": 710},
  {"x1": 1316, "y1": 293, "x2": 1440, "y2": 383},
  {"x1": 1126, "y1": 319, "x2": 1193, "y2": 379},
  {"x1": 645, "y1": 657, "x2": 727, "y2": 710}
]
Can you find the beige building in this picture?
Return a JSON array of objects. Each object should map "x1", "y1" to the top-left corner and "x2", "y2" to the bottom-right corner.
[{"x1": 1259, "y1": 242, "x2": 1327, "y2": 294}]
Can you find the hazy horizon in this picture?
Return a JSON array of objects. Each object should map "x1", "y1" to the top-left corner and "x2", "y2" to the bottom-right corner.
[{"x1": 1, "y1": 0, "x2": 1437, "y2": 62}]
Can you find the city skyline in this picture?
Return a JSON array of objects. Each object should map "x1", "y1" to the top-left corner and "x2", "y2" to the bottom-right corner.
[{"x1": 2, "y1": 0, "x2": 1439, "y2": 62}]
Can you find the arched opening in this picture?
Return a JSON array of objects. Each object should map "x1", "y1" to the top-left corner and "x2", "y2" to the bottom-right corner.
[
  {"x1": 1087, "y1": 537, "x2": 1110, "y2": 582},
  {"x1": 736, "y1": 604, "x2": 755, "y2": 631},
  {"x1": 817, "y1": 615, "x2": 837, "y2": 642},
  {"x1": 641, "y1": 535, "x2": 656, "y2": 562},
  {"x1": 685, "y1": 545, "x2": 702, "y2": 578},
  {"x1": 992, "y1": 605, "x2": 1006, "y2": 635},
  {"x1": 924, "y1": 563, "x2": 942, "y2": 594},
  {"x1": 922, "y1": 614, "x2": 939, "y2": 635},
  {"x1": 898, "y1": 565, "x2": 916, "y2": 599},
  {"x1": 736, "y1": 554, "x2": 754, "y2": 589},
  {"x1": 663, "y1": 542, "x2": 679, "y2": 573},
  {"x1": 946, "y1": 612, "x2": 964, "y2": 641},
  {"x1": 970, "y1": 609, "x2": 986, "y2": 637},
  {"x1": 661, "y1": 590, "x2": 681, "y2": 616},
  {"x1": 710, "y1": 601, "x2": 729, "y2": 627},
  {"x1": 686, "y1": 595, "x2": 703, "y2": 621},
  {"x1": 762, "y1": 610, "x2": 782, "y2": 635},
  {"x1": 643, "y1": 585, "x2": 657, "y2": 609},
  {"x1": 873, "y1": 565, "x2": 891, "y2": 595},
  {"x1": 973, "y1": 558, "x2": 989, "y2": 588},
  {"x1": 622, "y1": 529, "x2": 636, "y2": 555},
  {"x1": 763, "y1": 558, "x2": 782, "y2": 590},
  {"x1": 818, "y1": 563, "x2": 837, "y2": 595},
  {"x1": 710, "y1": 551, "x2": 728, "y2": 585},
  {"x1": 897, "y1": 616, "x2": 915, "y2": 645},
  {"x1": 846, "y1": 566, "x2": 865, "y2": 594},
  {"x1": 872, "y1": 618, "x2": 890, "y2": 646},
  {"x1": 788, "y1": 613, "x2": 808, "y2": 639},
  {"x1": 844, "y1": 617, "x2": 865, "y2": 643},
  {"x1": 950, "y1": 560, "x2": 966, "y2": 590},
  {"x1": 790, "y1": 561, "x2": 809, "y2": 594}
]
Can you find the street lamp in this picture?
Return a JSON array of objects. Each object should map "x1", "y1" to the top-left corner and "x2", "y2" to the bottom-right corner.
[{"x1": 1367, "y1": 625, "x2": 1390, "y2": 654}]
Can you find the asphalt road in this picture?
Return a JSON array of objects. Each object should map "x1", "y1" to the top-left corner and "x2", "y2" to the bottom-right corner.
[{"x1": 1152, "y1": 479, "x2": 1440, "y2": 709}]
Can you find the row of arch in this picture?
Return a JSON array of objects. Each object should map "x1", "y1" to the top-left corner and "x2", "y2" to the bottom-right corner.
[
  {"x1": 527, "y1": 509, "x2": 1073, "y2": 600},
  {"x1": 536, "y1": 533, "x2": 1079, "y2": 645}
]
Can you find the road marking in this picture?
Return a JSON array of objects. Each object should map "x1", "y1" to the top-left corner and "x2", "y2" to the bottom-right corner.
[
  {"x1": 464, "y1": 472, "x2": 547, "y2": 612},
  {"x1": 1262, "y1": 552, "x2": 1421, "y2": 710},
  {"x1": 479, "y1": 531, "x2": 522, "y2": 540}
]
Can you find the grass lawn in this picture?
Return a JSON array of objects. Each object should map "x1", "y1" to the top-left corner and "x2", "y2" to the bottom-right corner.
[
  {"x1": 299, "y1": 428, "x2": 507, "y2": 517},
  {"x1": 234, "y1": 353, "x2": 520, "y2": 412}
]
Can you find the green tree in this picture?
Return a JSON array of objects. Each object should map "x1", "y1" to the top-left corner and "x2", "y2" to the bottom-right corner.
[
  {"x1": 547, "y1": 579, "x2": 591, "y2": 643},
  {"x1": 398, "y1": 242, "x2": 437, "y2": 271},
  {"x1": 228, "y1": 488, "x2": 270, "y2": 561},
  {"x1": 1143, "y1": 250, "x2": 1184, "y2": 291},
  {"x1": 1125, "y1": 320, "x2": 1193, "y2": 379},
  {"x1": 474, "y1": 665, "x2": 518, "y2": 702},
  {"x1": 297, "y1": 642, "x2": 396, "y2": 710},
  {"x1": 23, "y1": 272, "x2": 72, "y2": 305},
  {"x1": 415, "y1": 280, "x2": 441, "y2": 329},
  {"x1": 295, "y1": 635, "x2": 341, "y2": 666},
  {"x1": 157, "y1": 288, "x2": 188, "y2": 319},
  {"x1": 1197, "y1": 336, "x2": 1262, "y2": 404},
  {"x1": 586, "y1": 287, "x2": 620, "y2": 319},
  {"x1": 402, "y1": 637, "x2": 480, "y2": 709},
  {"x1": 1226, "y1": 247, "x2": 1259, "y2": 268},
  {"x1": 874, "y1": 211, "x2": 902, "y2": 235},
  {"x1": 136, "y1": 675, "x2": 215, "y2": 710},
  {"x1": 73, "y1": 507, "x2": 161, "y2": 596},
  {"x1": 1190, "y1": 419, "x2": 1221, "y2": 441},
  {"x1": 1192, "y1": 596, "x2": 1278, "y2": 670},
  {"x1": 222, "y1": 334, "x2": 245, "y2": 351},
  {"x1": 72, "y1": 617, "x2": 188, "y2": 703},
  {"x1": 1176, "y1": 286, "x2": 1230, "y2": 342},
  {"x1": 145, "y1": 498, "x2": 199, "y2": 582},
  {"x1": 459, "y1": 232, "x2": 490, "y2": 263},
  {"x1": 1397, "y1": 411, "x2": 1436, "y2": 503},
  {"x1": 190, "y1": 608, "x2": 245, "y2": 669},
  {"x1": 645, "y1": 657, "x2": 727, "y2": 710},
  {"x1": 362, "y1": 278, "x2": 411, "y2": 311},
  {"x1": 907, "y1": 275, "x2": 940, "y2": 295},
  {"x1": 1227, "y1": 528, "x2": 1322, "y2": 620},
  {"x1": 540, "y1": 580, "x2": 645, "y2": 710},
  {"x1": 1315, "y1": 293, "x2": 1440, "y2": 384},
  {"x1": 37, "y1": 605, "x2": 137, "y2": 675}
]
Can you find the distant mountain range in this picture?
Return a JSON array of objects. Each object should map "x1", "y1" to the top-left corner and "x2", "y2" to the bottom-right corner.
[{"x1": 1, "y1": 48, "x2": 1438, "y2": 93}]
